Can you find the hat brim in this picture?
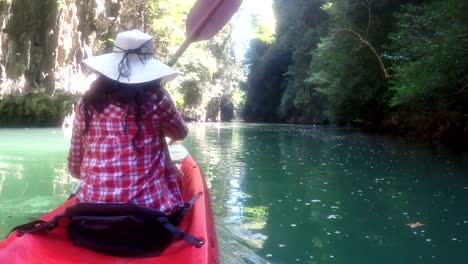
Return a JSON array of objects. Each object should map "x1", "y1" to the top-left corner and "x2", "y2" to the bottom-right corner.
[{"x1": 82, "y1": 53, "x2": 177, "y2": 84}]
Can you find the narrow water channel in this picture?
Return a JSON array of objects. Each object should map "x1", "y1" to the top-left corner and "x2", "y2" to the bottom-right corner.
[{"x1": 0, "y1": 124, "x2": 467, "y2": 263}]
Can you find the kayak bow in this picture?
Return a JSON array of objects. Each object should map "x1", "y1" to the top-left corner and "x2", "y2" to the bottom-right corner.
[{"x1": 0, "y1": 154, "x2": 218, "y2": 264}]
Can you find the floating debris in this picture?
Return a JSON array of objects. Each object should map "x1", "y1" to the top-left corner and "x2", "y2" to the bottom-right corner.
[{"x1": 406, "y1": 222, "x2": 424, "y2": 228}]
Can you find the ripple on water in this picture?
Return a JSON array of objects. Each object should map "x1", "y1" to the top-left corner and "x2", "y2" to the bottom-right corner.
[{"x1": 217, "y1": 223, "x2": 269, "y2": 264}]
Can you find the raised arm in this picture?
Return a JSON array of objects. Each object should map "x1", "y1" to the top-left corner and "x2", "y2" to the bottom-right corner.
[{"x1": 154, "y1": 89, "x2": 188, "y2": 141}]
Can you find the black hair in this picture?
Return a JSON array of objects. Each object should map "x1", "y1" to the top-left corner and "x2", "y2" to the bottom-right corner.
[{"x1": 81, "y1": 75, "x2": 162, "y2": 152}]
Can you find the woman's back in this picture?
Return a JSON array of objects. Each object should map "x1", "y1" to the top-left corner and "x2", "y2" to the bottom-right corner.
[{"x1": 69, "y1": 86, "x2": 188, "y2": 215}]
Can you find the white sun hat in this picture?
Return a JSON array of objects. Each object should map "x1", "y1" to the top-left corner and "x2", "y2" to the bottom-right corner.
[{"x1": 82, "y1": 29, "x2": 177, "y2": 84}]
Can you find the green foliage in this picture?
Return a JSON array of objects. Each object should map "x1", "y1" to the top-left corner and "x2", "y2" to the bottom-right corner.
[
  {"x1": 250, "y1": 11, "x2": 275, "y2": 44},
  {"x1": 308, "y1": 34, "x2": 387, "y2": 121},
  {"x1": 302, "y1": 0, "x2": 404, "y2": 122},
  {"x1": 232, "y1": 89, "x2": 246, "y2": 116},
  {"x1": 0, "y1": 90, "x2": 78, "y2": 127},
  {"x1": 243, "y1": 39, "x2": 291, "y2": 122},
  {"x1": 180, "y1": 79, "x2": 202, "y2": 108},
  {"x1": 243, "y1": 0, "x2": 329, "y2": 123},
  {"x1": 387, "y1": 0, "x2": 468, "y2": 110},
  {"x1": 244, "y1": 0, "x2": 468, "y2": 123},
  {"x1": 147, "y1": 0, "x2": 194, "y2": 60},
  {"x1": 57, "y1": 0, "x2": 68, "y2": 11},
  {"x1": 146, "y1": 1, "x2": 244, "y2": 120}
]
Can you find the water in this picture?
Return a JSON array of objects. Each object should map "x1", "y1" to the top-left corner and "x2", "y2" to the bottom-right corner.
[{"x1": 1, "y1": 124, "x2": 467, "y2": 263}]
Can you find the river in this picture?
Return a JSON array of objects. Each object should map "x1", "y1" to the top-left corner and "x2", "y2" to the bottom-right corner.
[{"x1": 0, "y1": 124, "x2": 467, "y2": 263}]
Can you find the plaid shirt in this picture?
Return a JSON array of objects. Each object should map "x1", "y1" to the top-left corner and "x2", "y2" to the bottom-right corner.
[{"x1": 68, "y1": 89, "x2": 188, "y2": 214}]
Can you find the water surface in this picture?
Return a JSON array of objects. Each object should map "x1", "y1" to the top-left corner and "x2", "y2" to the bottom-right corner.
[{"x1": 0, "y1": 124, "x2": 467, "y2": 263}]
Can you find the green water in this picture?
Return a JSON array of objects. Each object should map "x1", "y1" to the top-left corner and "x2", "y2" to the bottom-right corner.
[{"x1": 0, "y1": 124, "x2": 467, "y2": 263}]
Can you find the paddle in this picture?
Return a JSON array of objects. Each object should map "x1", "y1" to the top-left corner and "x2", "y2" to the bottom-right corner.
[{"x1": 168, "y1": 0, "x2": 243, "y2": 66}]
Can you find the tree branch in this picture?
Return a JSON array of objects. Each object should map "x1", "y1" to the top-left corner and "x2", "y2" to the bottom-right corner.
[
  {"x1": 445, "y1": 83, "x2": 468, "y2": 96},
  {"x1": 336, "y1": 28, "x2": 392, "y2": 79}
]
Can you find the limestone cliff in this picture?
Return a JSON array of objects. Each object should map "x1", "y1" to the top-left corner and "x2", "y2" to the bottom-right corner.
[{"x1": 0, "y1": 0, "x2": 147, "y2": 97}]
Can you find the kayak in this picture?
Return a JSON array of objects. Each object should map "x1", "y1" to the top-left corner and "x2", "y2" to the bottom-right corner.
[{"x1": 0, "y1": 154, "x2": 219, "y2": 264}]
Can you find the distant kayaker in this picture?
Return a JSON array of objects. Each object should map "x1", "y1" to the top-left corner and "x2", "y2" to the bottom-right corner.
[{"x1": 67, "y1": 30, "x2": 188, "y2": 215}]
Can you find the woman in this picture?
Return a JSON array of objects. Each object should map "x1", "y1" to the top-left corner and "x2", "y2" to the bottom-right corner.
[{"x1": 68, "y1": 30, "x2": 188, "y2": 215}]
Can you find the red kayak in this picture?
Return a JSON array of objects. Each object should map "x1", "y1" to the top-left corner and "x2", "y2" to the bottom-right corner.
[{"x1": 0, "y1": 155, "x2": 218, "y2": 264}]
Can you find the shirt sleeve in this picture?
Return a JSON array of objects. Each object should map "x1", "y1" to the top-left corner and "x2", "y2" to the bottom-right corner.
[
  {"x1": 67, "y1": 101, "x2": 85, "y2": 179},
  {"x1": 154, "y1": 89, "x2": 188, "y2": 141}
]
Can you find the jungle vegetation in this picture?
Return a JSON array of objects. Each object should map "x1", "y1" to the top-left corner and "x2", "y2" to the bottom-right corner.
[
  {"x1": 243, "y1": 0, "x2": 468, "y2": 145},
  {"x1": 0, "y1": 0, "x2": 244, "y2": 126}
]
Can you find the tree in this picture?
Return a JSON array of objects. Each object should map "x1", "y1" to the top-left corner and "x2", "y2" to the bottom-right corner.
[{"x1": 387, "y1": 0, "x2": 468, "y2": 111}]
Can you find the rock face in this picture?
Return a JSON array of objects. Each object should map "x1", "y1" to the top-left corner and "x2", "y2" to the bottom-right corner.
[{"x1": 0, "y1": 0, "x2": 147, "y2": 97}]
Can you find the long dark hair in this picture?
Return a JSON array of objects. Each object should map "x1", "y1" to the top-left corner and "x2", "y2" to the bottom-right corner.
[{"x1": 81, "y1": 75, "x2": 162, "y2": 151}]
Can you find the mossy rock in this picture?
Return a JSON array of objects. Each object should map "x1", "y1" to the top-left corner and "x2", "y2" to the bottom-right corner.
[{"x1": 0, "y1": 91, "x2": 79, "y2": 127}]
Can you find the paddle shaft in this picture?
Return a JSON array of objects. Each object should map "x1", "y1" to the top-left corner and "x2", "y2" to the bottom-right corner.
[{"x1": 168, "y1": 0, "x2": 225, "y2": 66}]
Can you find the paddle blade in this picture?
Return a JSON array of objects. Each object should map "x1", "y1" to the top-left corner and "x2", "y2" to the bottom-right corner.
[{"x1": 186, "y1": 0, "x2": 243, "y2": 42}]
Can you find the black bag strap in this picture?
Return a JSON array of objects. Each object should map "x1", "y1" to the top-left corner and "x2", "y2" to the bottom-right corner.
[
  {"x1": 180, "y1": 192, "x2": 203, "y2": 218},
  {"x1": 157, "y1": 216, "x2": 204, "y2": 248},
  {"x1": 8, "y1": 215, "x2": 65, "y2": 238}
]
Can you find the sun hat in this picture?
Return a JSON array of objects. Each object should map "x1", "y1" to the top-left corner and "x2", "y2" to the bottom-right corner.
[{"x1": 82, "y1": 29, "x2": 177, "y2": 84}]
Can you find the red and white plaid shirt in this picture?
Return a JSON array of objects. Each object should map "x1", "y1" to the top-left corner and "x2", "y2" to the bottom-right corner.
[{"x1": 68, "y1": 89, "x2": 188, "y2": 214}]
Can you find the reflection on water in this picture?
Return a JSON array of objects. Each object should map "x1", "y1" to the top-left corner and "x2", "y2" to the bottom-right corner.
[
  {"x1": 0, "y1": 129, "x2": 76, "y2": 234},
  {"x1": 184, "y1": 123, "x2": 269, "y2": 263},
  {"x1": 183, "y1": 124, "x2": 468, "y2": 264},
  {"x1": 1, "y1": 125, "x2": 468, "y2": 264}
]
